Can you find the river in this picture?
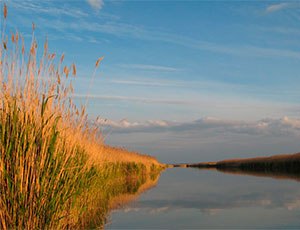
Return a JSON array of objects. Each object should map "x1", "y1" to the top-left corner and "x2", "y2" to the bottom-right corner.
[{"x1": 107, "y1": 167, "x2": 300, "y2": 229}]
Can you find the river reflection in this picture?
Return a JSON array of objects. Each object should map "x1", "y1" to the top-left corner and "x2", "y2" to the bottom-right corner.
[
  {"x1": 216, "y1": 167, "x2": 300, "y2": 182},
  {"x1": 108, "y1": 167, "x2": 300, "y2": 229}
]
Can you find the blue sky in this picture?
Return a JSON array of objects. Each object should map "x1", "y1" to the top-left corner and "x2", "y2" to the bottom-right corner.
[{"x1": 6, "y1": 0, "x2": 300, "y2": 163}]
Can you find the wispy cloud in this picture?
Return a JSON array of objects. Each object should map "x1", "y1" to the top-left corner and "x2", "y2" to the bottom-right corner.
[
  {"x1": 259, "y1": 26, "x2": 300, "y2": 35},
  {"x1": 43, "y1": 19, "x2": 300, "y2": 59},
  {"x1": 110, "y1": 79, "x2": 183, "y2": 87},
  {"x1": 73, "y1": 94, "x2": 190, "y2": 105},
  {"x1": 10, "y1": 1, "x2": 300, "y2": 59},
  {"x1": 266, "y1": 3, "x2": 289, "y2": 13},
  {"x1": 264, "y1": 2, "x2": 300, "y2": 14},
  {"x1": 86, "y1": 0, "x2": 104, "y2": 10},
  {"x1": 12, "y1": 9, "x2": 300, "y2": 60},
  {"x1": 96, "y1": 116, "x2": 300, "y2": 137},
  {"x1": 120, "y1": 64, "x2": 179, "y2": 72},
  {"x1": 8, "y1": 1, "x2": 88, "y2": 18}
]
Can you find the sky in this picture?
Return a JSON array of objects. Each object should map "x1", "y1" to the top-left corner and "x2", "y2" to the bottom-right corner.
[{"x1": 6, "y1": 0, "x2": 300, "y2": 163}]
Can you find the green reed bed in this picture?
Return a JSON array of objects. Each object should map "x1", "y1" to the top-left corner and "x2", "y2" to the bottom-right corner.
[{"x1": 0, "y1": 97, "x2": 93, "y2": 229}]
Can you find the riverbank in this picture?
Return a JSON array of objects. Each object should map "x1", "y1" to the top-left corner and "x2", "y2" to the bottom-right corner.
[{"x1": 169, "y1": 152, "x2": 300, "y2": 175}]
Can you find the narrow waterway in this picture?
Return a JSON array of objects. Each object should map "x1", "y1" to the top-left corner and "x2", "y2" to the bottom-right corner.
[{"x1": 107, "y1": 167, "x2": 300, "y2": 229}]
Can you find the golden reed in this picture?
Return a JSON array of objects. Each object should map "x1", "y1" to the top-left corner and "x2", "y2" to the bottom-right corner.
[{"x1": 0, "y1": 3, "x2": 163, "y2": 229}]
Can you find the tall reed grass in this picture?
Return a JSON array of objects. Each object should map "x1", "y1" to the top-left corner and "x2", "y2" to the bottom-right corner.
[{"x1": 0, "y1": 4, "x2": 163, "y2": 229}]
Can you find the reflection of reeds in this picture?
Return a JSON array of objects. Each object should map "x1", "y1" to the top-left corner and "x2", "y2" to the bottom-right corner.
[
  {"x1": 73, "y1": 162, "x2": 163, "y2": 229},
  {"x1": 0, "y1": 4, "x2": 164, "y2": 229},
  {"x1": 216, "y1": 167, "x2": 300, "y2": 182}
]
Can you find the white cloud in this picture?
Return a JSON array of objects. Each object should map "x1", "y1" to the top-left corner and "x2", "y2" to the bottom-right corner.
[
  {"x1": 281, "y1": 116, "x2": 300, "y2": 128},
  {"x1": 95, "y1": 116, "x2": 300, "y2": 137},
  {"x1": 97, "y1": 118, "x2": 170, "y2": 129},
  {"x1": 285, "y1": 199, "x2": 300, "y2": 211},
  {"x1": 265, "y1": 3, "x2": 292, "y2": 13},
  {"x1": 73, "y1": 94, "x2": 190, "y2": 105},
  {"x1": 86, "y1": 0, "x2": 104, "y2": 10}
]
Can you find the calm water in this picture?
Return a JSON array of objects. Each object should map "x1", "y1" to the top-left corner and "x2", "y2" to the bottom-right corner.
[{"x1": 107, "y1": 167, "x2": 300, "y2": 229}]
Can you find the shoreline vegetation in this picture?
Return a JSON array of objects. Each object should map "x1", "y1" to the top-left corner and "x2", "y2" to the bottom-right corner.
[
  {"x1": 0, "y1": 4, "x2": 164, "y2": 229},
  {"x1": 169, "y1": 153, "x2": 300, "y2": 181}
]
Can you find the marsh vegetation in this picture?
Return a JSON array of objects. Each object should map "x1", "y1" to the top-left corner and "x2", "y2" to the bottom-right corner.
[
  {"x1": 0, "y1": 4, "x2": 164, "y2": 229},
  {"x1": 183, "y1": 152, "x2": 300, "y2": 176}
]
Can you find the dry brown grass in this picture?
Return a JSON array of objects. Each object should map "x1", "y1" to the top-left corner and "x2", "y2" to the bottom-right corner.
[{"x1": 93, "y1": 145, "x2": 161, "y2": 170}]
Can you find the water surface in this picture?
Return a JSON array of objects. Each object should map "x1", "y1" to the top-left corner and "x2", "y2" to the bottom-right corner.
[{"x1": 108, "y1": 167, "x2": 300, "y2": 229}]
